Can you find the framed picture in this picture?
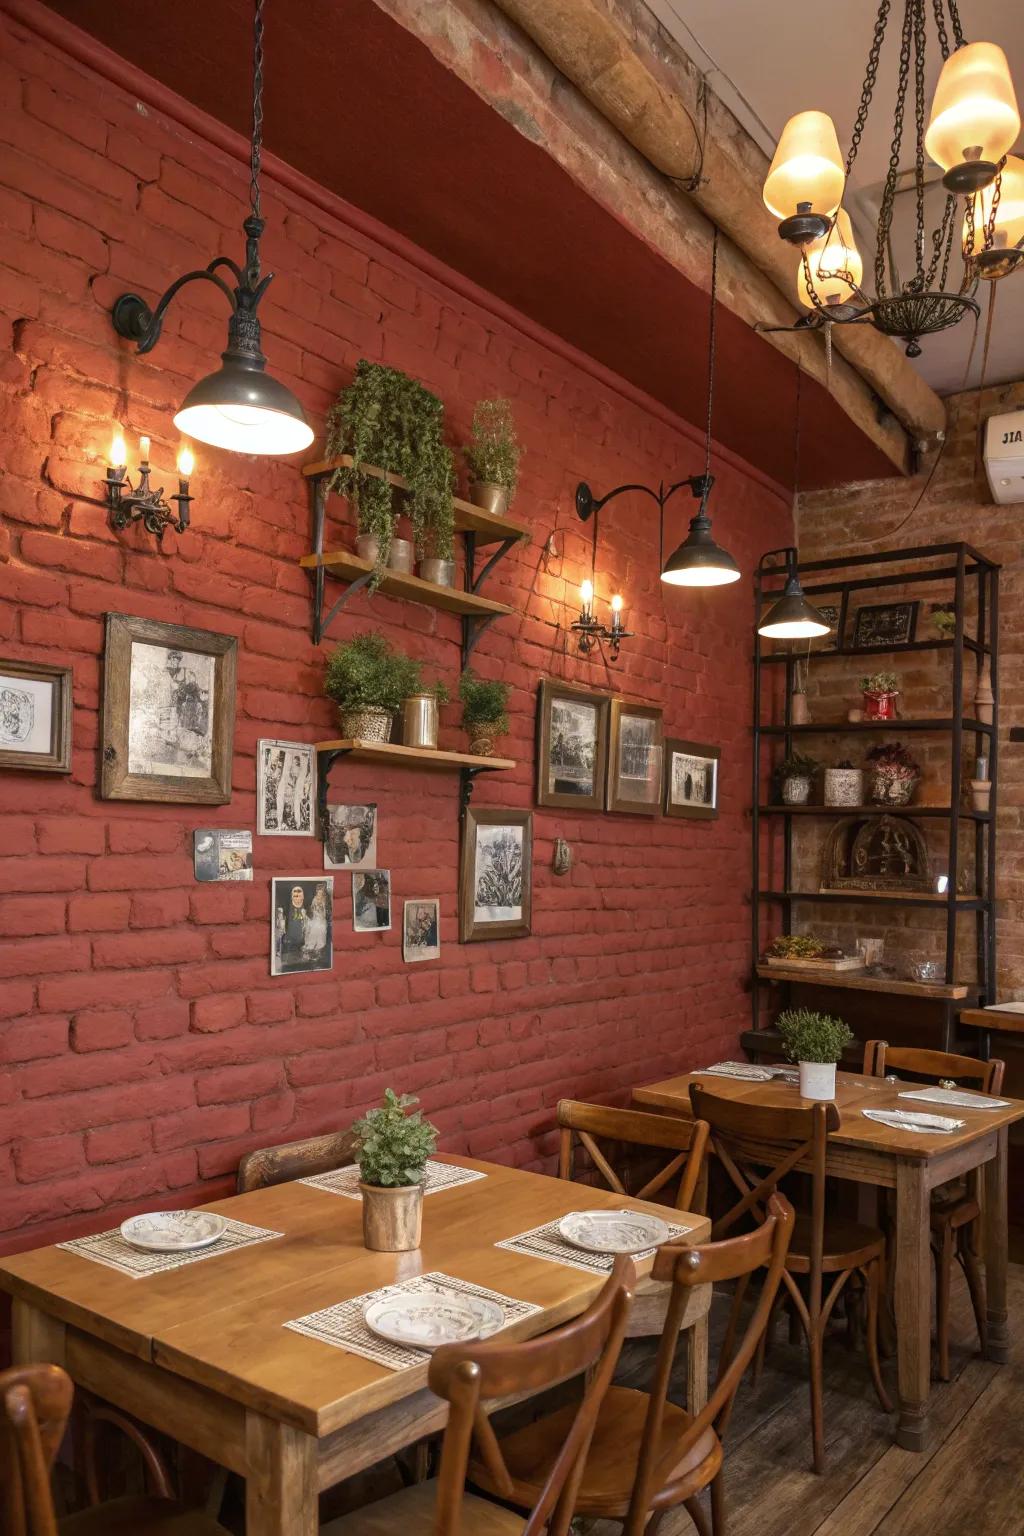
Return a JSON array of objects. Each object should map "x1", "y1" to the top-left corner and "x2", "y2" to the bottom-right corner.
[
  {"x1": 193, "y1": 829, "x2": 253, "y2": 881},
  {"x1": 460, "y1": 808, "x2": 532, "y2": 943},
  {"x1": 353, "y1": 869, "x2": 392, "y2": 932},
  {"x1": 257, "y1": 739, "x2": 315, "y2": 837},
  {"x1": 851, "y1": 601, "x2": 919, "y2": 650},
  {"x1": 606, "y1": 700, "x2": 663, "y2": 815},
  {"x1": 270, "y1": 877, "x2": 333, "y2": 976},
  {"x1": 323, "y1": 803, "x2": 377, "y2": 870},
  {"x1": 536, "y1": 680, "x2": 609, "y2": 812},
  {"x1": 810, "y1": 596, "x2": 844, "y2": 652},
  {"x1": 101, "y1": 614, "x2": 236, "y2": 804},
  {"x1": 664, "y1": 738, "x2": 720, "y2": 820},
  {"x1": 0, "y1": 659, "x2": 72, "y2": 773},
  {"x1": 403, "y1": 899, "x2": 441, "y2": 963}
]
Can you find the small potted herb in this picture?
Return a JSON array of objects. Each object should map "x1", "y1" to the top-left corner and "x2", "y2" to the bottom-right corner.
[
  {"x1": 324, "y1": 632, "x2": 422, "y2": 742},
  {"x1": 824, "y1": 758, "x2": 864, "y2": 807},
  {"x1": 865, "y1": 740, "x2": 920, "y2": 806},
  {"x1": 764, "y1": 934, "x2": 826, "y2": 962},
  {"x1": 776, "y1": 750, "x2": 819, "y2": 805},
  {"x1": 402, "y1": 677, "x2": 450, "y2": 751},
  {"x1": 930, "y1": 604, "x2": 957, "y2": 640},
  {"x1": 859, "y1": 670, "x2": 900, "y2": 721},
  {"x1": 459, "y1": 670, "x2": 511, "y2": 757},
  {"x1": 776, "y1": 1007, "x2": 854, "y2": 1101},
  {"x1": 464, "y1": 398, "x2": 522, "y2": 518},
  {"x1": 351, "y1": 1089, "x2": 438, "y2": 1251}
]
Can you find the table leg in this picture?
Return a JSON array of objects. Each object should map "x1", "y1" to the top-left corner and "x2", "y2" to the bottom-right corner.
[
  {"x1": 894, "y1": 1158, "x2": 932, "y2": 1452},
  {"x1": 245, "y1": 1411, "x2": 318, "y2": 1536},
  {"x1": 11, "y1": 1299, "x2": 66, "y2": 1367},
  {"x1": 687, "y1": 1311, "x2": 710, "y2": 1416},
  {"x1": 983, "y1": 1127, "x2": 1010, "y2": 1364}
]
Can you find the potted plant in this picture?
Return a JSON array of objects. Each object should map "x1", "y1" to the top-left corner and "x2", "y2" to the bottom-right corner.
[
  {"x1": 776, "y1": 1007, "x2": 854, "y2": 1101},
  {"x1": 324, "y1": 632, "x2": 422, "y2": 742},
  {"x1": 324, "y1": 360, "x2": 455, "y2": 588},
  {"x1": 764, "y1": 934, "x2": 826, "y2": 962},
  {"x1": 859, "y1": 670, "x2": 900, "y2": 721},
  {"x1": 463, "y1": 398, "x2": 521, "y2": 518},
  {"x1": 351, "y1": 1088, "x2": 438, "y2": 1252},
  {"x1": 458, "y1": 670, "x2": 511, "y2": 757},
  {"x1": 865, "y1": 740, "x2": 920, "y2": 806},
  {"x1": 824, "y1": 758, "x2": 864, "y2": 807},
  {"x1": 776, "y1": 750, "x2": 819, "y2": 805},
  {"x1": 402, "y1": 677, "x2": 450, "y2": 751}
]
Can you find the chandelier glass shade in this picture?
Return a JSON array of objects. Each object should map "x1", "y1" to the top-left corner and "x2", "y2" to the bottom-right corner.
[
  {"x1": 963, "y1": 153, "x2": 1024, "y2": 279},
  {"x1": 763, "y1": 110, "x2": 846, "y2": 241},
  {"x1": 798, "y1": 209, "x2": 864, "y2": 310},
  {"x1": 925, "y1": 42, "x2": 1020, "y2": 187}
]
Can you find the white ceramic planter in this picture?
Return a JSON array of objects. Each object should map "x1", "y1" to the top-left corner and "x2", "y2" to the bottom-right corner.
[
  {"x1": 782, "y1": 774, "x2": 812, "y2": 805},
  {"x1": 799, "y1": 1061, "x2": 837, "y2": 1101},
  {"x1": 824, "y1": 767, "x2": 864, "y2": 807}
]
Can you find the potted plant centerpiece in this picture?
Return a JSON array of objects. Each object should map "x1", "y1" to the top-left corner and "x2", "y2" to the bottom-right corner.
[
  {"x1": 776, "y1": 1007, "x2": 854, "y2": 1102},
  {"x1": 402, "y1": 676, "x2": 450, "y2": 751},
  {"x1": 458, "y1": 670, "x2": 511, "y2": 757},
  {"x1": 860, "y1": 670, "x2": 900, "y2": 721},
  {"x1": 324, "y1": 632, "x2": 421, "y2": 743},
  {"x1": 351, "y1": 1088, "x2": 438, "y2": 1252},
  {"x1": 464, "y1": 398, "x2": 521, "y2": 518},
  {"x1": 865, "y1": 740, "x2": 920, "y2": 806},
  {"x1": 776, "y1": 750, "x2": 819, "y2": 805}
]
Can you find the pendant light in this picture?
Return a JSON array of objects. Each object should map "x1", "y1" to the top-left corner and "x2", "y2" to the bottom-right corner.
[
  {"x1": 111, "y1": 0, "x2": 314, "y2": 457},
  {"x1": 661, "y1": 229, "x2": 740, "y2": 589},
  {"x1": 763, "y1": 110, "x2": 846, "y2": 244},
  {"x1": 797, "y1": 208, "x2": 864, "y2": 312},
  {"x1": 963, "y1": 153, "x2": 1024, "y2": 279},
  {"x1": 925, "y1": 41, "x2": 1020, "y2": 191},
  {"x1": 758, "y1": 372, "x2": 829, "y2": 641}
]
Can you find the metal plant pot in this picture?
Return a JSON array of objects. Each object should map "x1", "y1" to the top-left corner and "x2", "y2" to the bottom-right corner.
[
  {"x1": 470, "y1": 481, "x2": 510, "y2": 518},
  {"x1": 355, "y1": 532, "x2": 381, "y2": 566},
  {"x1": 339, "y1": 706, "x2": 394, "y2": 743},
  {"x1": 403, "y1": 693, "x2": 439, "y2": 750},
  {"x1": 388, "y1": 538, "x2": 415, "y2": 574},
  {"x1": 417, "y1": 557, "x2": 457, "y2": 588},
  {"x1": 360, "y1": 1182, "x2": 423, "y2": 1252}
]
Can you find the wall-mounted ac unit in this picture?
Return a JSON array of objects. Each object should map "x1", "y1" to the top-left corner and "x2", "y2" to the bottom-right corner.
[{"x1": 984, "y1": 411, "x2": 1024, "y2": 505}]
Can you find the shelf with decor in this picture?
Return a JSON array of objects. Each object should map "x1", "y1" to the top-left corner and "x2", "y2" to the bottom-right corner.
[
  {"x1": 315, "y1": 739, "x2": 515, "y2": 836},
  {"x1": 760, "y1": 637, "x2": 989, "y2": 662},
  {"x1": 758, "y1": 804, "x2": 991, "y2": 821},
  {"x1": 758, "y1": 718, "x2": 993, "y2": 735},
  {"x1": 755, "y1": 964, "x2": 970, "y2": 1001}
]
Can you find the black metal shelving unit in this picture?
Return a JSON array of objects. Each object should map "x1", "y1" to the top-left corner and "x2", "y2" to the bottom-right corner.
[{"x1": 750, "y1": 542, "x2": 1000, "y2": 1056}]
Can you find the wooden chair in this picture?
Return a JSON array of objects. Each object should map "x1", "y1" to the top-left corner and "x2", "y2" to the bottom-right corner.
[
  {"x1": 691, "y1": 1085, "x2": 892, "y2": 1473},
  {"x1": 320, "y1": 1256, "x2": 636, "y2": 1536},
  {"x1": 863, "y1": 1039, "x2": 1006, "y2": 1379},
  {"x1": 0, "y1": 1362, "x2": 229, "y2": 1536},
  {"x1": 236, "y1": 1127, "x2": 357, "y2": 1193},
  {"x1": 468, "y1": 1195, "x2": 794, "y2": 1536},
  {"x1": 557, "y1": 1100, "x2": 710, "y2": 1215}
]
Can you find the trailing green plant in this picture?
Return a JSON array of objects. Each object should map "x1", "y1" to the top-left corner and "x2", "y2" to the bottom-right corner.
[
  {"x1": 324, "y1": 632, "x2": 423, "y2": 715},
  {"x1": 351, "y1": 1088, "x2": 438, "y2": 1188},
  {"x1": 777, "y1": 750, "x2": 820, "y2": 780},
  {"x1": 324, "y1": 360, "x2": 455, "y2": 583},
  {"x1": 865, "y1": 740, "x2": 920, "y2": 777},
  {"x1": 776, "y1": 1008, "x2": 854, "y2": 1064},
  {"x1": 859, "y1": 671, "x2": 899, "y2": 693},
  {"x1": 765, "y1": 934, "x2": 825, "y2": 960},
  {"x1": 464, "y1": 398, "x2": 522, "y2": 499},
  {"x1": 458, "y1": 670, "x2": 510, "y2": 735}
]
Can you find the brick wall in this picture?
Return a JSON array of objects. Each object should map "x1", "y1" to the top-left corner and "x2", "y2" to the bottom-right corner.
[{"x1": 0, "y1": 14, "x2": 791, "y2": 1249}]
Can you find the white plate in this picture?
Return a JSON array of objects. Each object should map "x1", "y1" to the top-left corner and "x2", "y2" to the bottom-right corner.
[
  {"x1": 120, "y1": 1211, "x2": 227, "y2": 1253},
  {"x1": 557, "y1": 1209, "x2": 671, "y2": 1255},
  {"x1": 364, "y1": 1292, "x2": 505, "y2": 1351}
]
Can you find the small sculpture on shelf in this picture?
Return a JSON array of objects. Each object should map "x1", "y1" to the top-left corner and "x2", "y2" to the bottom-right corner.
[
  {"x1": 824, "y1": 759, "x2": 864, "y2": 807},
  {"x1": 822, "y1": 813, "x2": 932, "y2": 893},
  {"x1": 776, "y1": 750, "x2": 819, "y2": 805},
  {"x1": 865, "y1": 740, "x2": 920, "y2": 805},
  {"x1": 860, "y1": 670, "x2": 900, "y2": 721}
]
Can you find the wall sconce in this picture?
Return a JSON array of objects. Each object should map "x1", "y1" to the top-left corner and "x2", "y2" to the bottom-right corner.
[
  {"x1": 568, "y1": 561, "x2": 634, "y2": 665},
  {"x1": 106, "y1": 431, "x2": 194, "y2": 541}
]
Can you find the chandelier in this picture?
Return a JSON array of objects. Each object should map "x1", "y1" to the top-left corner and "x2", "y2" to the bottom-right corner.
[{"x1": 762, "y1": 2, "x2": 1021, "y2": 356}]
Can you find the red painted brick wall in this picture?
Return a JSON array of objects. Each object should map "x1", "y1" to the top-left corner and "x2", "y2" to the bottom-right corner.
[{"x1": 0, "y1": 14, "x2": 791, "y2": 1249}]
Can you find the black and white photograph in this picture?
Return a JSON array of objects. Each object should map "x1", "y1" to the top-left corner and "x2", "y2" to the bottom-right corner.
[
  {"x1": 813, "y1": 602, "x2": 843, "y2": 651},
  {"x1": 323, "y1": 803, "x2": 377, "y2": 870},
  {"x1": 403, "y1": 899, "x2": 441, "y2": 963},
  {"x1": 460, "y1": 808, "x2": 532, "y2": 941},
  {"x1": 352, "y1": 869, "x2": 392, "y2": 932},
  {"x1": 0, "y1": 659, "x2": 72, "y2": 773},
  {"x1": 607, "y1": 700, "x2": 663, "y2": 815},
  {"x1": 664, "y1": 738, "x2": 720, "y2": 821},
  {"x1": 536, "y1": 680, "x2": 609, "y2": 812},
  {"x1": 128, "y1": 642, "x2": 214, "y2": 779},
  {"x1": 193, "y1": 829, "x2": 254, "y2": 882},
  {"x1": 257, "y1": 739, "x2": 315, "y2": 837},
  {"x1": 271, "y1": 877, "x2": 334, "y2": 976},
  {"x1": 851, "y1": 600, "x2": 919, "y2": 650}
]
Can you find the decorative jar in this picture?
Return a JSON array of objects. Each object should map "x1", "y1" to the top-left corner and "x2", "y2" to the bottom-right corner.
[
  {"x1": 402, "y1": 693, "x2": 439, "y2": 750},
  {"x1": 824, "y1": 766, "x2": 864, "y2": 807},
  {"x1": 782, "y1": 774, "x2": 813, "y2": 805},
  {"x1": 868, "y1": 766, "x2": 918, "y2": 806},
  {"x1": 862, "y1": 689, "x2": 899, "y2": 721}
]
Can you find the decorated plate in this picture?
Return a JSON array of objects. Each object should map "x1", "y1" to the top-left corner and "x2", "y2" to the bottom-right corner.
[
  {"x1": 364, "y1": 1292, "x2": 505, "y2": 1351},
  {"x1": 557, "y1": 1209, "x2": 671, "y2": 1255},
  {"x1": 120, "y1": 1211, "x2": 227, "y2": 1253}
]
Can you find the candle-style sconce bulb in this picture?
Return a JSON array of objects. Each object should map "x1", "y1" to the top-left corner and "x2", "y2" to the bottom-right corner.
[
  {"x1": 138, "y1": 435, "x2": 151, "y2": 464},
  {"x1": 580, "y1": 578, "x2": 594, "y2": 614},
  {"x1": 109, "y1": 430, "x2": 127, "y2": 469},
  {"x1": 105, "y1": 428, "x2": 196, "y2": 541}
]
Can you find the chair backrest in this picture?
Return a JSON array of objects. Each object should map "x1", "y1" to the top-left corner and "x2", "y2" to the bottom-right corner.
[
  {"x1": 623, "y1": 1194, "x2": 794, "y2": 1536},
  {"x1": 236, "y1": 1128, "x2": 357, "y2": 1192},
  {"x1": 863, "y1": 1040, "x2": 1005, "y2": 1095},
  {"x1": 557, "y1": 1099, "x2": 710, "y2": 1213},
  {"x1": 427, "y1": 1256, "x2": 635, "y2": 1536},
  {"x1": 0, "y1": 1363, "x2": 73, "y2": 1536}
]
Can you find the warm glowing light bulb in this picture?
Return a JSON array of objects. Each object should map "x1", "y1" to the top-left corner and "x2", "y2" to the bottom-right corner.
[
  {"x1": 798, "y1": 209, "x2": 863, "y2": 309},
  {"x1": 926, "y1": 41, "x2": 1020, "y2": 180},
  {"x1": 138, "y1": 435, "x2": 151, "y2": 462},
  {"x1": 611, "y1": 593, "x2": 623, "y2": 614},
  {"x1": 580, "y1": 579, "x2": 594, "y2": 608},
  {"x1": 964, "y1": 153, "x2": 1024, "y2": 260},
  {"x1": 763, "y1": 110, "x2": 844, "y2": 221},
  {"x1": 177, "y1": 445, "x2": 195, "y2": 478},
  {"x1": 110, "y1": 430, "x2": 127, "y2": 467}
]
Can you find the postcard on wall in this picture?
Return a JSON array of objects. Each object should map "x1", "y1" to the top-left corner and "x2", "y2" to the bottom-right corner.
[
  {"x1": 271, "y1": 876, "x2": 334, "y2": 976},
  {"x1": 323, "y1": 803, "x2": 378, "y2": 870},
  {"x1": 193, "y1": 829, "x2": 254, "y2": 881},
  {"x1": 0, "y1": 658, "x2": 72, "y2": 773},
  {"x1": 257, "y1": 739, "x2": 315, "y2": 837},
  {"x1": 403, "y1": 898, "x2": 441, "y2": 963},
  {"x1": 664, "y1": 738, "x2": 720, "y2": 820},
  {"x1": 353, "y1": 869, "x2": 392, "y2": 933}
]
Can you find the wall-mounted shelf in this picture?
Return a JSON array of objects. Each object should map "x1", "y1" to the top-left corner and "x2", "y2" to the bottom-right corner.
[
  {"x1": 760, "y1": 637, "x2": 988, "y2": 662},
  {"x1": 299, "y1": 550, "x2": 514, "y2": 620},
  {"x1": 315, "y1": 739, "x2": 515, "y2": 835},
  {"x1": 755, "y1": 963, "x2": 969, "y2": 1000},
  {"x1": 758, "y1": 804, "x2": 991, "y2": 822},
  {"x1": 756, "y1": 889, "x2": 986, "y2": 909},
  {"x1": 758, "y1": 718, "x2": 993, "y2": 735}
]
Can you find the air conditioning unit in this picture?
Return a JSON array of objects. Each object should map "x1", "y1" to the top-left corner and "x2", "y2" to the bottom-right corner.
[{"x1": 983, "y1": 411, "x2": 1024, "y2": 505}]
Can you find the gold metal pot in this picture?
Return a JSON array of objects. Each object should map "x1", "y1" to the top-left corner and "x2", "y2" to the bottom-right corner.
[
  {"x1": 359, "y1": 1182, "x2": 423, "y2": 1251},
  {"x1": 402, "y1": 693, "x2": 439, "y2": 750}
]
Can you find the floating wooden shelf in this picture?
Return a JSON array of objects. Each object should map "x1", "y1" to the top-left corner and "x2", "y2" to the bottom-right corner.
[
  {"x1": 759, "y1": 718, "x2": 993, "y2": 735},
  {"x1": 302, "y1": 455, "x2": 529, "y2": 546},
  {"x1": 315, "y1": 740, "x2": 515, "y2": 772},
  {"x1": 757, "y1": 889, "x2": 985, "y2": 909},
  {"x1": 755, "y1": 963, "x2": 969, "y2": 1000},
  {"x1": 299, "y1": 549, "x2": 514, "y2": 619},
  {"x1": 758, "y1": 804, "x2": 991, "y2": 822}
]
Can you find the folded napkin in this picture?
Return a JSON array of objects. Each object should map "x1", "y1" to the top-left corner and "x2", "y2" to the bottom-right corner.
[
  {"x1": 698, "y1": 1061, "x2": 776, "y2": 1081},
  {"x1": 863, "y1": 1108, "x2": 965, "y2": 1135},
  {"x1": 898, "y1": 1086, "x2": 1010, "y2": 1111}
]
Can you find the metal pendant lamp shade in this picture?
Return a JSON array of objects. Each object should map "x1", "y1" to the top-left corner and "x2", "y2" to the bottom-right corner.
[
  {"x1": 173, "y1": 334, "x2": 314, "y2": 456},
  {"x1": 758, "y1": 570, "x2": 830, "y2": 638}
]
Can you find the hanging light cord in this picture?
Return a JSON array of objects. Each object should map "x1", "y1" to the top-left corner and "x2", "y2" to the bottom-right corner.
[
  {"x1": 703, "y1": 227, "x2": 719, "y2": 483},
  {"x1": 250, "y1": 0, "x2": 265, "y2": 223}
]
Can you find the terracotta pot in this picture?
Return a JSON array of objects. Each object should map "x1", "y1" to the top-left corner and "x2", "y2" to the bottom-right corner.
[
  {"x1": 360, "y1": 1182, "x2": 423, "y2": 1252},
  {"x1": 799, "y1": 1061, "x2": 836, "y2": 1101},
  {"x1": 402, "y1": 693, "x2": 439, "y2": 750},
  {"x1": 862, "y1": 690, "x2": 899, "y2": 721},
  {"x1": 417, "y1": 557, "x2": 457, "y2": 588},
  {"x1": 781, "y1": 774, "x2": 812, "y2": 805},
  {"x1": 388, "y1": 538, "x2": 415, "y2": 574},
  {"x1": 824, "y1": 767, "x2": 864, "y2": 807},
  {"x1": 791, "y1": 693, "x2": 810, "y2": 725},
  {"x1": 470, "y1": 481, "x2": 510, "y2": 518},
  {"x1": 975, "y1": 657, "x2": 994, "y2": 725},
  {"x1": 970, "y1": 779, "x2": 992, "y2": 813},
  {"x1": 339, "y1": 706, "x2": 394, "y2": 743}
]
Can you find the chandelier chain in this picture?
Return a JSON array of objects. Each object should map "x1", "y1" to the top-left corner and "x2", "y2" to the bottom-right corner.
[
  {"x1": 913, "y1": 0, "x2": 928, "y2": 284},
  {"x1": 846, "y1": 0, "x2": 890, "y2": 178},
  {"x1": 875, "y1": 0, "x2": 913, "y2": 298}
]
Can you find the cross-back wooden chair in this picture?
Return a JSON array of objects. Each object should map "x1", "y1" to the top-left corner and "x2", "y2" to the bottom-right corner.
[
  {"x1": 467, "y1": 1195, "x2": 794, "y2": 1536},
  {"x1": 864, "y1": 1039, "x2": 1006, "y2": 1378},
  {"x1": 690, "y1": 1084, "x2": 892, "y2": 1473},
  {"x1": 236, "y1": 1127, "x2": 357, "y2": 1192},
  {"x1": 321, "y1": 1257, "x2": 635, "y2": 1536}
]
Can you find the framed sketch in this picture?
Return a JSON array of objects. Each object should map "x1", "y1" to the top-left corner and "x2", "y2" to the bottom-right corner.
[
  {"x1": 0, "y1": 659, "x2": 72, "y2": 773},
  {"x1": 403, "y1": 899, "x2": 441, "y2": 963},
  {"x1": 193, "y1": 829, "x2": 253, "y2": 881},
  {"x1": 606, "y1": 699, "x2": 663, "y2": 815},
  {"x1": 851, "y1": 601, "x2": 919, "y2": 650},
  {"x1": 257, "y1": 739, "x2": 315, "y2": 837},
  {"x1": 323, "y1": 803, "x2": 377, "y2": 869},
  {"x1": 536, "y1": 679, "x2": 609, "y2": 811},
  {"x1": 353, "y1": 869, "x2": 392, "y2": 932},
  {"x1": 810, "y1": 594, "x2": 845, "y2": 651},
  {"x1": 101, "y1": 614, "x2": 236, "y2": 803},
  {"x1": 664, "y1": 738, "x2": 720, "y2": 820},
  {"x1": 270, "y1": 877, "x2": 333, "y2": 976},
  {"x1": 460, "y1": 808, "x2": 532, "y2": 942}
]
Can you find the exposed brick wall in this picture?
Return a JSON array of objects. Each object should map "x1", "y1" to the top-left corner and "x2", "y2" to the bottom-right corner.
[{"x1": 0, "y1": 14, "x2": 791, "y2": 1249}]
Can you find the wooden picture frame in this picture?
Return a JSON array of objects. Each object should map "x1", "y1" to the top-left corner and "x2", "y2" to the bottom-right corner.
[
  {"x1": 0, "y1": 658, "x2": 72, "y2": 773},
  {"x1": 460, "y1": 808, "x2": 532, "y2": 942},
  {"x1": 101, "y1": 613, "x2": 237, "y2": 804},
  {"x1": 851, "y1": 600, "x2": 919, "y2": 650},
  {"x1": 664, "y1": 737, "x2": 720, "y2": 820},
  {"x1": 606, "y1": 699, "x2": 663, "y2": 816},
  {"x1": 535, "y1": 679, "x2": 610, "y2": 812}
]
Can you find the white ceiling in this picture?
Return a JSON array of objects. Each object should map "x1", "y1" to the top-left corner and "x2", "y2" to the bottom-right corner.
[{"x1": 648, "y1": 0, "x2": 1024, "y2": 395}]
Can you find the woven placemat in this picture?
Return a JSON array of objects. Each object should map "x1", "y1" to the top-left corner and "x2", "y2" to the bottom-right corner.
[
  {"x1": 300, "y1": 1160, "x2": 486, "y2": 1200},
  {"x1": 495, "y1": 1212, "x2": 694, "y2": 1275},
  {"x1": 284, "y1": 1270, "x2": 541, "y2": 1371},
  {"x1": 57, "y1": 1217, "x2": 283, "y2": 1278}
]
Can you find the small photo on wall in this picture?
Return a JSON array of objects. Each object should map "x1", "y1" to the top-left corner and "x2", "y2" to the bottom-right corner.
[
  {"x1": 664, "y1": 739, "x2": 720, "y2": 820},
  {"x1": 353, "y1": 869, "x2": 392, "y2": 932},
  {"x1": 403, "y1": 899, "x2": 441, "y2": 963},
  {"x1": 257, "y1": 739, "x2": 315, "y2": 836},
  {"x1": 194, "y1": 829, "x2": 254, "y2": 881},
  {"x1": 324, "y1": 803, "x2": 378, "y2": 870},
  {"x1": 0, "y1": 659, "x2": 72, "y2": 773},
  {"x1": 271, "y1": 877, "x2": 334, "y2": 976}
]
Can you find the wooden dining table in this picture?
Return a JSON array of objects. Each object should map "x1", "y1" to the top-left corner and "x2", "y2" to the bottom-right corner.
[
  {"x1": 633, "y1": 1068, "x2": 1024, "y2": 1453},
  {"x1": 0, "y1": 1155, "x2": 710, "y2": 1536}
]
